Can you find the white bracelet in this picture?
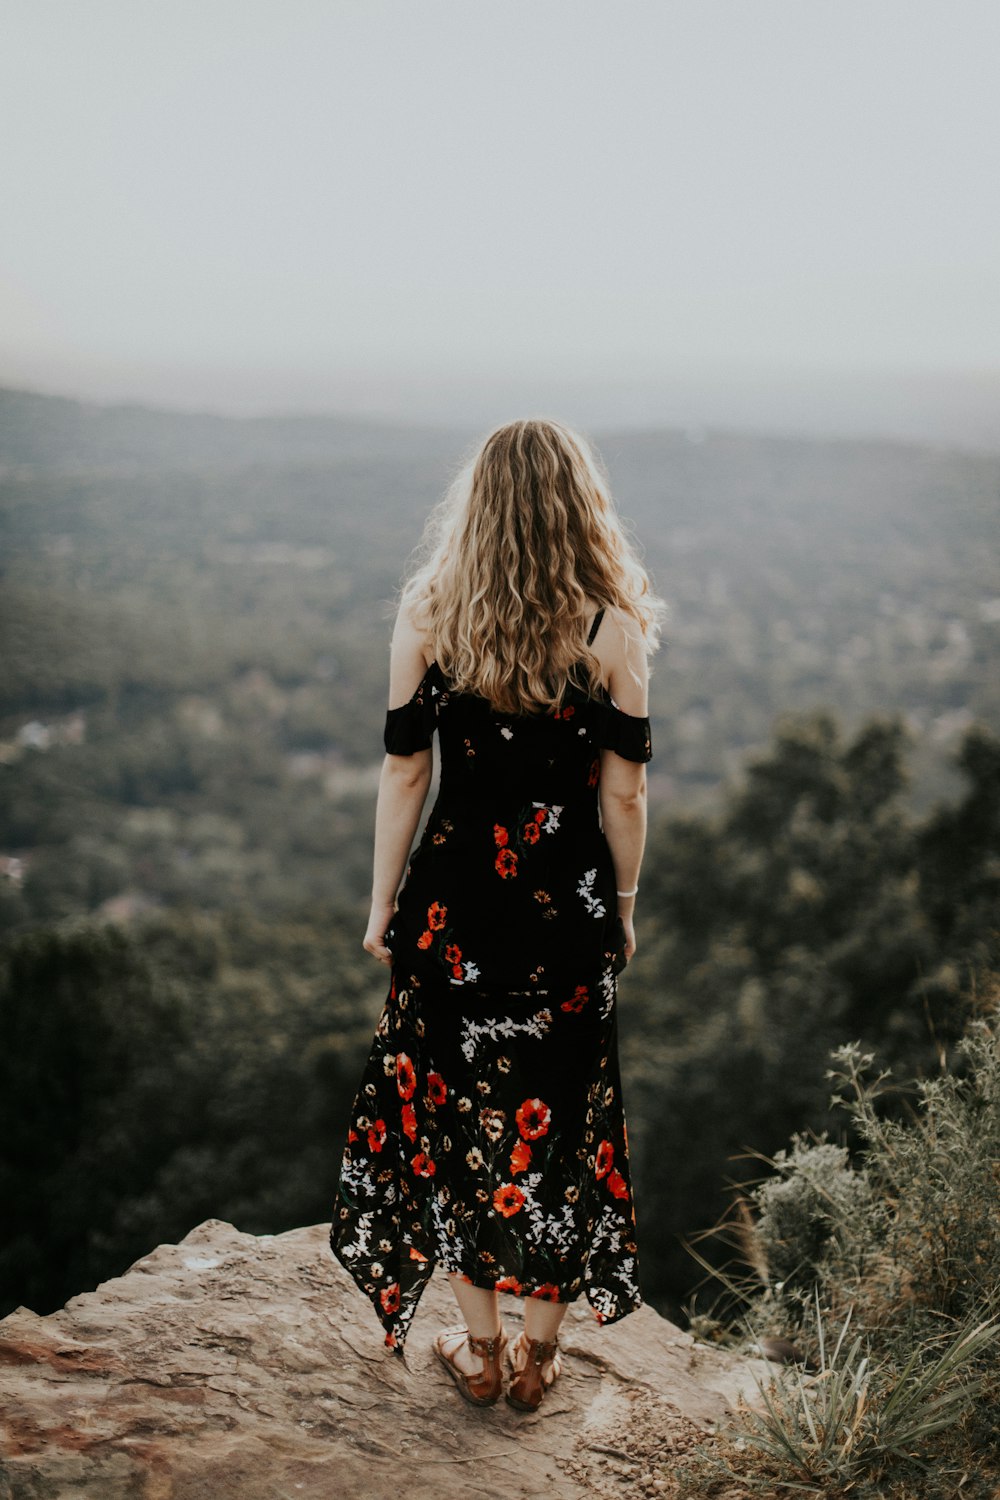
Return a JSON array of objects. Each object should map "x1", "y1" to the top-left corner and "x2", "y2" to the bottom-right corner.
[{"x1": 616, "y1": 887, "x2": 638, "y2": 898}]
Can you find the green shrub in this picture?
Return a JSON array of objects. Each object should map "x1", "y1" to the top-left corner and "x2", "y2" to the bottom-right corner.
[
  {"x1": 752, "y1": 1136, "x2": 873, "y2": 1299},
  {"x1": 672, "y1": 980, "x2": 1000, "y2": 1497}
]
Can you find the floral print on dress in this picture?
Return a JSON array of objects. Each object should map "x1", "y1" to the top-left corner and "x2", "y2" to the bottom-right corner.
[
  {"x1": 577, "y1": 867, "x2": 607, "y2": 919},
  {"x1": 331, "y1": 952, "x2": 641, "y2": 1357},
  {"x1": 493, "y1": 802, "x2": 564, "y2": 880},
  {"x1": 331, "y1": 622, "x2": 651, "y2": 1357},
  {"x1": 412, "y1": 901, "x2": 481, "y2": 985}
]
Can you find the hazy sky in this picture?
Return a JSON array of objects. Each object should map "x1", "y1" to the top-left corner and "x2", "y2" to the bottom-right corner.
[{"x1": 2, "y1": 0, "x2": 999, "y2": 430}]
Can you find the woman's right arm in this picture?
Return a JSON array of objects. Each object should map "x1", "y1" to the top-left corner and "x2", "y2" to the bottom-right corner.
[
  {"x1": 363, "y1": 603, "x2": 434, "y2": 964},
  {"x1": 596, "y1": 609, "x2": 649, "y2": 960}
]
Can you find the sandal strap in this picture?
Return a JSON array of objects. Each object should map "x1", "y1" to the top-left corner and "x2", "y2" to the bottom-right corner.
[
  {"x1": 522, "y1": 1334, "x2": 559, "y2": 1365},
  {"x1": 467, "y1": 1330, "x2": 505, "y2": 1358},
  {"x1": 507, "y1": 1334, "x2": 561, "y2": 1411},
  {"x1": 437, "y1": 1326, "x2": 507, "y2": 1406}
]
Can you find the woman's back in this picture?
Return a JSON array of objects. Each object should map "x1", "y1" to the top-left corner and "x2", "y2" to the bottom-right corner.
[{"x1": 384, "y1": 614, "x2": 651, "y2": 993}]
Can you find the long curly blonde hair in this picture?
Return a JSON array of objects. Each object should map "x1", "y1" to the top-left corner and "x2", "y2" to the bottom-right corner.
[{"x1": 401, "y1": 417, "x2": 665, "y2": 715}]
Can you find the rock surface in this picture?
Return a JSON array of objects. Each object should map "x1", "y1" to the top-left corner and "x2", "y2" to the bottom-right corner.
[{"x1": 0, "y1": 1219, "x2": 770, "y2": 1499}]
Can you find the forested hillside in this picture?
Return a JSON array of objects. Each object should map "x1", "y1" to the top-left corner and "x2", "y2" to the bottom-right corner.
[{"x1": 1, "y1": 385, "x2": 997, "y2": 1325}]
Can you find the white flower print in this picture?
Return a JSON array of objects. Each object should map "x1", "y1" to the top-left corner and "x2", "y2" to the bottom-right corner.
[
  {"x1": 577, "y1": 867, "x2": 607, "y2": 918},
  {"x1": 531, "y1": 802, "x2": 564, "y2": 834},
  {"x1": 338, "y1": 1209, "x2": 376, "y2": 1261},
  {"x1": 460, "y1": 1008, "x2": 554, "y2": 1062}
]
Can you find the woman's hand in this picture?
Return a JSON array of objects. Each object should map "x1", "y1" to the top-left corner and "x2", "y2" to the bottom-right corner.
[
  {"x1": 363, "y1": 899, "x2": 396, "y2": 965},
  {"x1": 619, "y1": 910, "x2": 636, "y2": 961}
]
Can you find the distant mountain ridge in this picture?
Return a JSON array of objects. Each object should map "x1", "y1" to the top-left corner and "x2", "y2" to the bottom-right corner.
[
  {"x1": 6, "y1": 377, "x2": 1000, "y2": 474},
  {"x1": 0, "y1": 384, "x2": 471, "y2": 470}
]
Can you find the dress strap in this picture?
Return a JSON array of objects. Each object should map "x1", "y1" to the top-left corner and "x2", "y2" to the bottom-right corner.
[{"x1": 586, "y1": 607, "x2": 606, "y2": 646}]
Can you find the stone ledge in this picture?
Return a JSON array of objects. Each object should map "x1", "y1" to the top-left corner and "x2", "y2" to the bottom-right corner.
[{"x1": 0, "y1": 1219, "x2": 770, "y2": 1500}]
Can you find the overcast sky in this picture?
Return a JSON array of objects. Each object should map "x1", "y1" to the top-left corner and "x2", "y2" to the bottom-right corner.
[{"x1": 2, "y1": 1, "x2": 999, "y2": 436}]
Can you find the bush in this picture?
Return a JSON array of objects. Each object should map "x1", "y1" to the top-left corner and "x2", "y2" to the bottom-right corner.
[
  {"x1": 673, "y1": 978, "x2": 1000, "y2": 1498},
  {"x1": 751, "y1": 1136, "x2": 873, "y2": 1299}
]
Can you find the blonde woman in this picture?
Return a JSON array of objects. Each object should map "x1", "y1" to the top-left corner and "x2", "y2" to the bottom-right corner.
[{"x1": 330, "y1": 418, "x2": 663, "y2": 1411}]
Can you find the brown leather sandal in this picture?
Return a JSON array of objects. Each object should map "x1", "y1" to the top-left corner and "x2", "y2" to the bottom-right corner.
[
  {"x1": 505, "y1": 1332, "x2": 562, "y2": 1412},
  {"x1": 434, "y1": 1326, "x2": 508, "y2": 1407}
]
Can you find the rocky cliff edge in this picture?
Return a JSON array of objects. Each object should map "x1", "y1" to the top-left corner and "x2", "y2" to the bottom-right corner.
[{"x1": 0, "y1": 1219, "x2": 771, "y2": 1499}]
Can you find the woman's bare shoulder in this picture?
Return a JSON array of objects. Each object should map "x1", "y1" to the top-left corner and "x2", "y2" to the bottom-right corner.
[
  {"x1": 591, "y1": 604, "x2": 644, "y2": 662},
  {"x1": 394, "y1": 593, "x2": 435, "y2": 665},
  {"x1": 591, "y1": 604, "x2": 648, "y2": 713},
  {"x1": 603, "y1": 603, "x2": 645, "y2": 644}
]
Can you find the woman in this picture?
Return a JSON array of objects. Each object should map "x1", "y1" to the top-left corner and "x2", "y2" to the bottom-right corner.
[{"x1": 330, "y1": 417, "x2": 663, "y2": 1412}]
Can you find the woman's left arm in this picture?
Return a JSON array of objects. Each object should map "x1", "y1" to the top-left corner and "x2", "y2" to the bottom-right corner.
[{"x1": 363, "y1": 604, "x2": 434, "y2": 964}]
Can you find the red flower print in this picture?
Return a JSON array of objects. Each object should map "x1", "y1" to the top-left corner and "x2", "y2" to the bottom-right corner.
[
  {"x1": 530, "y1": 1283, "x2": 561, "y2": 1301},
  {"x1": 452, "y1": 964, "x2": 464, "y2": 980},
  {"x1": 516, "y1": 1097, "x2": 551, "y2": 1141},
  {"x1": 444, "y1": 943, "x2": 462, "y2": 964},
  {"x1": 533, "y1": 807, "x2": 547, "y2": 824},
  {"x1": 596, "y1": 1140, "x2": 614, "y2": 1179},
  {"x1": 416, "y1": 930, "x2": 433, "y2": 950},
  {"x1": 427, "y1": 902, "x2": 447, "y2": 931},
  {"x1": 510, "y1": 1139, "x2": 532, "y2": 1175},
  {"x1": 367, "y1": 1118, "x2": 387, "y2": 1153},
  {"x1": 495, "y1": 847, "x2": 518, "y2": 879},
  {"x1": 561, "y1": 985, "x2": 589, "y2": 1014},
  {"x1": 523, "y1": 821, "x2": 540, "y2": 844},
  {"x1": 493, "y1": 1182, "x2": 526, "y2": 1218},
  {"x1": 411, "y1": 1152, "x2": 436, "y2": 1177},
  {"x1": 408, "y1": 1246, "x2": 428, "y2": 1262},
  {"x1": 426, "y1": 1072, "x2": 447, "y2": 1107},
  {"x1": 493, "y1": 824, "x2": 509, "y2": 847},
  {"x1": 495, "y1": 1275, "x2": 523, "y2": 1294},
  {"x1": 380, "y1": 1283, "x2": 401, "y2": 1314},
  {"x1": 607, "y1": 1169, "x2": 629, "y2": 1200},
  {"x1": 587, "y1": 758, "x2": 600, "y2": 788},
  {"x1": 396, "y1": 1053, "x2": 416, "y2": 1100},
  {"x1": 401, "y1": 1102, "x2": 417, "y2": 1141}
]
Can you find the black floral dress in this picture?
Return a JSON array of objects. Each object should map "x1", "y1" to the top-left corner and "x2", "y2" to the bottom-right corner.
[{"x1": 329, "y1": 611, "x2": 653, "y2": 1357}]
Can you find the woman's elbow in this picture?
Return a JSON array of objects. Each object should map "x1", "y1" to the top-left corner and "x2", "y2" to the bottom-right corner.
[
  {"x1": 601, "y1": 783, "x2": 646, "y2": 816},
  {"x1": 383, "y1": 751, "x2": 433, "y2": 791}
]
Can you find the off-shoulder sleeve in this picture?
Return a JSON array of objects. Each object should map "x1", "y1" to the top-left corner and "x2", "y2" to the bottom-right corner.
[
  {"x1": 596, "y1": 699, "x2": 653, "y2": 762},
  {"x1": 383, "y1": 668, "x2": 439, "y2": 755}
]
